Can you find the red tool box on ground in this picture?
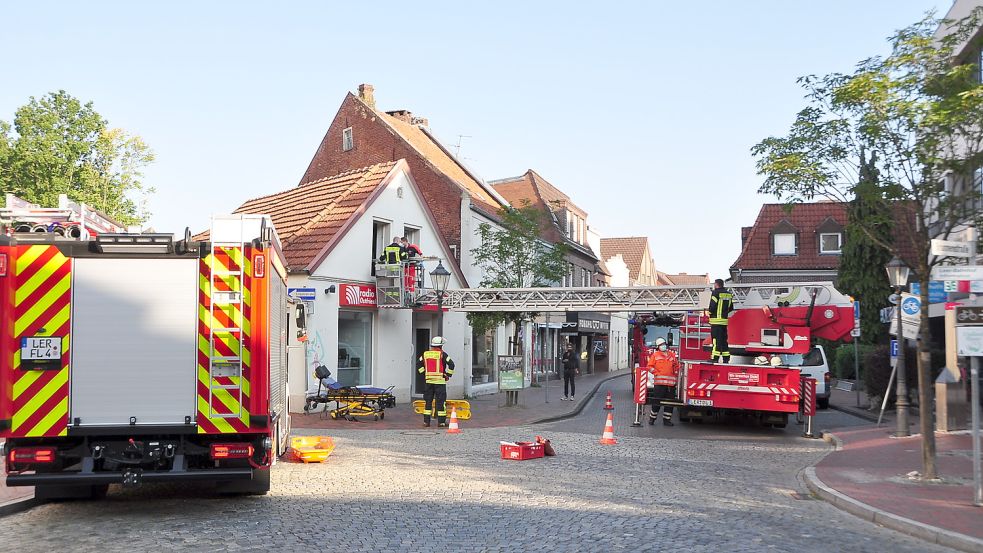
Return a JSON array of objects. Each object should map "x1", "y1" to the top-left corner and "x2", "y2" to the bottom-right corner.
[{"x1": 499, "y1": 441, "x2": 544, "y2": 461}]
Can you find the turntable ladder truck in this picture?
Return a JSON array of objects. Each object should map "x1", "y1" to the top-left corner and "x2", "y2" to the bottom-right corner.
[{"x1": 417, "y1": 280, "x2": 855, "y2": 427}]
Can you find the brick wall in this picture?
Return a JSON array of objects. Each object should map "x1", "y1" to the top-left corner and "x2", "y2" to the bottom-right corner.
[{"x1": 298, "y1": 94, "x2": 465, "y2": 266}]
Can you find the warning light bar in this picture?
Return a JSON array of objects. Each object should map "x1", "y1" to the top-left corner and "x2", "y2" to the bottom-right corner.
[{"x1": 209, "y1": 443, "x2": 254, "y2": 460}]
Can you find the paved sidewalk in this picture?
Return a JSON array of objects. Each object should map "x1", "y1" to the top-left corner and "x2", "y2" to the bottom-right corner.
[
  {"x1": 806, "y1": 388, "x2": 983, "y2": 552},
  {"x1": 292, "y1": 368, "x2": 631, "y2": 431},
  {"x1": 0, "y1": 440, "x2": 37, "y2": 517}
]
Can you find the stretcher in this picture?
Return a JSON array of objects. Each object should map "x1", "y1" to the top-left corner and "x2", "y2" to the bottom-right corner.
[
  {"x1": 304, "y1": 366, "x2": 396, "y2": 421},
  {"x1": 412, "y1": 399, "x2": 472, "y2": 420}
]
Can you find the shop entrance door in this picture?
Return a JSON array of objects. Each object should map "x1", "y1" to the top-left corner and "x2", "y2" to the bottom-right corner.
[{"x1": 413, "y1": 328, "x2": 430, "y2": 395}]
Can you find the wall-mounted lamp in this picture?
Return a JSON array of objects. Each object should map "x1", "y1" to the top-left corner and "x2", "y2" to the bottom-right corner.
[{"x1": 325, "y1": 285, "x2": 336, "y2": 294}]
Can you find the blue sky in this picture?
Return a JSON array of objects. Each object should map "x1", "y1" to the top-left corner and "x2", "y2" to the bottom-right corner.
[{"x1": 1, "y1": 1, "x2": 952, "y2": 280}]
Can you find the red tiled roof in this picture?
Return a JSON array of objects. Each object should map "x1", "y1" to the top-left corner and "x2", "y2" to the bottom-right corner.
[
  {"x1": 232, "y1": 162, "x2": 397, "y2": 271},
  {"x1": 731, "y1": 203, "x2": 847, "y2": 271},
  {"x1": 600, "y1": 237, "x2": 650, "y2": 282},
  {"x1": 664, "y1": 273, "x2": 711, "y2": 286}
]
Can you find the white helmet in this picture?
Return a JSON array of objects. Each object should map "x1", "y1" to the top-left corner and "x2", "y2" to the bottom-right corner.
[
  {"x1": 431, "y1": 336, "x2": 446, "y2": 347},
  {"x1": 770, "y1": 356, "x2": 782, "y2": 367},
  {"x1": 654, "y1": 338, "x2": 666, "y2": 347},
  {"x1": 753, "y1": 355, "x2": 769, "y2": 365}
]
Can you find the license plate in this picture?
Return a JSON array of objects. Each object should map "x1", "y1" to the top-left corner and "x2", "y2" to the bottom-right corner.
[
  {"x1": 21, "y1": 336, "x2": 62, "y2": 360},
  {"x1": 688, "y1": 399, "x2": 713, "y2": 407}
]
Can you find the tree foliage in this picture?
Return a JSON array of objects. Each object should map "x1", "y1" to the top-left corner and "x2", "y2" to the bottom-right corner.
[
  {"x1": 0, "y1": 90, "x2": 154, "y2": 224},
  {"x1": 468, "y1": 202, "x2": 569, "y2": 349},
  {"x1": 751, "y1": 9, "x2": 983, "y2": 479},
  {"x1": 837, "y1": 151, "x2": 893, "y2": 345}
]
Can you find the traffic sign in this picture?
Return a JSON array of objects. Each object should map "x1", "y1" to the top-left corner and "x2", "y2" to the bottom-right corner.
[
  {"x1": 890, "y1": 339, "x2": 898, "y2": 368},
  {"x1": 850, "y1": 328, "x2": 861, "y2": 338},
  {"x1": 853, "y1": 300, "x2": 861, "y2": 321},
  {"x1": 931, "y1": 238, "x2": 973, "y2": 258},
  {"x1": 287, "y1": 287, "x2": 317, "y2": 301},
  {"x1": 890, "y1": 293, "x2": 921, "y2": 340},
  {"x1": 956, "y1": 306, "x2": 983, "y2": 326},
  {"x1": 932, "y1": 266, "x2": 983, "y2": 281}
]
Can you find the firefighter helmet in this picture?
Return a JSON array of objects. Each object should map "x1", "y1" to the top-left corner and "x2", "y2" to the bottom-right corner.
[
  {"x1": 753, "y1": 356, "x2": 769, "y2": 365},
  {"x1": 431, "y1": 336, "x2": 446, "y2": 347},
  {"x1": 770, "y1": 355, "x2": 782, "y2": 367},
  {"x1": 654, "y1": 338, "x2": 666, "y2": 347}
]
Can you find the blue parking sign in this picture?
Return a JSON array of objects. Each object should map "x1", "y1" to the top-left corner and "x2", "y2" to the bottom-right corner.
[{"x1": 890, "y1": 339, "x2": 899, "y2": 358}]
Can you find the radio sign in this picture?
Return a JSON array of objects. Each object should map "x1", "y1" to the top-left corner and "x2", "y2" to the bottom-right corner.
[{"x1": 339, "y1": 284, "x2": 376, "y2": 307}]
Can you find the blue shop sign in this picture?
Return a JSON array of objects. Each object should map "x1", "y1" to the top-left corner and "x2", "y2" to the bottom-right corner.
[{"x1": 909, "y1": 281, "x2": 946, "y2": 304}]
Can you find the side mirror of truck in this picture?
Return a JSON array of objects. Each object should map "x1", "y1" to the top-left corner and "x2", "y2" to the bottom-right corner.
[{"x1": 667, "y1": 333, "x2": 674, "y2": 347}]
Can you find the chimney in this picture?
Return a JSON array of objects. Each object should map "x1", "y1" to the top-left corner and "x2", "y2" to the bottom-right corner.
[
  {"x1": 410, "y1": 116, "x2": 429, "y2": 128},
  {"x1": 385, "y1": 109, "x2": 413, "y2": 124},
  {"x1": 358, "y1": 84, "x2": 375, "y2": 110}
]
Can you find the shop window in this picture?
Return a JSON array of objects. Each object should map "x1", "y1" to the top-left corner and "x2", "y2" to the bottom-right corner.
[
  {"x1": 472, "y1": 329, "x2": 497, "y2": 385},
  {"x1": 338, "y1": 310, "x2": 372, "y2": 386}
]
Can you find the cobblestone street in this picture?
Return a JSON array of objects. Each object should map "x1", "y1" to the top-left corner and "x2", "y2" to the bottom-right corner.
[{"x1": 0, "y1": 383, "x2": 954, "y2": 553}]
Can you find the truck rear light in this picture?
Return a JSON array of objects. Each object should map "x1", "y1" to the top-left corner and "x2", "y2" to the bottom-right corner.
[
  {"x1": 10, "y1": 447, "x2": 57, "y2": 464},
  {"x1": 0, "y1": 253, "x2": 6, "y2": 276},
  {"x1": 210, "y1": 443, "x2": 254, "y2": 460},
  {"x1": 778, "y1": 394, "x2": 799, "y2": 403},
  {"x1": 253, "y1": 255, "x2": 265, "y2": 277}
]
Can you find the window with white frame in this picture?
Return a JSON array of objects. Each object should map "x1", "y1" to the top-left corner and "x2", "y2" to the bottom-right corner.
[
  {"x1": 773, "y1": 233, "x2": 796, "y2": 255},
  {"x1": 342, "y1": 127, "x2": 354, "y2": 151},
  {"x1": 819, "y1": 233, "x2": 842, "y2": 254}
]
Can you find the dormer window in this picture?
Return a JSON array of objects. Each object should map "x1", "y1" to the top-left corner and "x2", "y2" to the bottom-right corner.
[
  {"x1": 342, "y1": 127, "x2": 354, "y2": 151},
  {"x1": 773, "y1": 234, "x2": 797, "y2": 255},
  {"x1": 819, "y1": 233, "x2": 842, "y2": 254},
  {"x1": 816, "y1": 216, "x2": 845, "y2": 255},
  {"x1": 771, "y1": 219, "x2": 799, "y2": 256}
]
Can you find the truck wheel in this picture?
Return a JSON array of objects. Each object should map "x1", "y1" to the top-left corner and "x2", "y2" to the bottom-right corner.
[{"x1": 817, "y1": 397, "x2": 830, "y2": 410}]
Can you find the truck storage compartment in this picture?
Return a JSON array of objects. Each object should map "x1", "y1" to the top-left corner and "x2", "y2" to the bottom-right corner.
[{"x1": 70, "y1": 257, "x2": 198, "y2": 427}]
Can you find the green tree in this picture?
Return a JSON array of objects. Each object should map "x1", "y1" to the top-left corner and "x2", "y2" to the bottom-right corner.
[
  {"x1": 468, "y1": 201, "x2": 569, "y2": 354},
  {"x1": 751, "y1": 10, "x2": 983, "y2": 480},
  {"x1": 0, "y1": 90, "x2": 154, "y2": 224},
  {"x1": 837, "y1": 150, "x2": 893, "y2": 345}
]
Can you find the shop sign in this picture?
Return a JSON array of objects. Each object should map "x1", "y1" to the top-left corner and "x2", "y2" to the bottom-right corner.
[
  {"x1": 339, "y1": 283, "x2": 376, "y2": 307},
  {"x1": 498, "y1": 355, "x2": 525, "y2": 390},
  {"x1": 565, "y1": 312, "x2": 610, "y2": 333}
]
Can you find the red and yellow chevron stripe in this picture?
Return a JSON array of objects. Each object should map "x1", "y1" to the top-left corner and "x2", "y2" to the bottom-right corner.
[
  {"x1": 10, "y1": 245, "x2": 70, "y2": 437},
  {"x1": 197, "y1": 246, "x2": 252, "y2": 434}
]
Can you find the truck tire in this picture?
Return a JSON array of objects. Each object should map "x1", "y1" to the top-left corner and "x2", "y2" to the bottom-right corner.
[{"x1": 817, "y1": 397, "x2": 830, "y2": 410}]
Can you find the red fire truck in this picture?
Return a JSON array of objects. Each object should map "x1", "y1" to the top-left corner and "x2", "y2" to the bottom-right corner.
[
  {"x1": 1, "y1": 203, "x2": 289, "y2": 498},
  {"x1": 633, "y1": 283, "x2": 855, "y2": 427}
]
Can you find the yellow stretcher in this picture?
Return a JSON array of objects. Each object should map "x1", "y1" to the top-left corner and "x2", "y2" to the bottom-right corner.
[{"x1": 412, "y1": 399, "x2": 472, "y2": 420}]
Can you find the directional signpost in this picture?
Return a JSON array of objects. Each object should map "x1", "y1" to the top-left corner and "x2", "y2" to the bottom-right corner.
[
  {"x1": 852, "y1": 300, "x2": 861, "y2": 406},
  {"x1": 955, "y1": 305, "x2": 983, "y2": 506}
]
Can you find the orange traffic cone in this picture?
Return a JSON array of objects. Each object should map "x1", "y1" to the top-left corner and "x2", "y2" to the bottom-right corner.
[
  {"x1": 599, "y1": 412, "x2": 617, "y2": 445},
  {"x1": 604, "y1": 391, "x2": 614, "y2": 410},
  {"x1": 446, "y1": 407, "x2": 462, "y2": 434}
]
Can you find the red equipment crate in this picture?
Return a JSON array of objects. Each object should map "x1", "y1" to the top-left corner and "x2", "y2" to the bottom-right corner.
[{"x1": 500, "y1": 441, "x2": 544, "y2": 461}]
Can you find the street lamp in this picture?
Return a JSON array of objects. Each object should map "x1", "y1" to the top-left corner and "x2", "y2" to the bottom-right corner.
[
  {"x1": 885, "y1": 257, "x2": 910, "y2": 437},
  {"x1": 430, "y1": 262, "x2": 451, "y2": 336}
]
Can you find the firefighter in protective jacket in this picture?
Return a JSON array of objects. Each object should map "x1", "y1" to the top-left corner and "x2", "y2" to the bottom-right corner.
[
  {"x1": 418, "y1": 336, "x2": 455, "y2": 427},
  {"x1": 708, "y1": 278, "x2": 733, "y2": 363},
  {"x1": 647, "y1": 337, "x2": 679, "y2": 426}
]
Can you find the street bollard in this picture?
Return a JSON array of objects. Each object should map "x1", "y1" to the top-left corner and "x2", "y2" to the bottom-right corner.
[
  {"x1": 632, "y1": 364, "x2": 646, "y2": 427},
  {"x1": 802, "y1": 377, "x2": 818, "y2": 439}
]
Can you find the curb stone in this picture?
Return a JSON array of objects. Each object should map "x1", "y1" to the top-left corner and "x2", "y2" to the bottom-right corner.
[
  {"x1": 803, "y1": 465, "x2": 983, "y2": 553},
  {"x1": 0, "y1": 495, "x2": 41, "y2": 519}
]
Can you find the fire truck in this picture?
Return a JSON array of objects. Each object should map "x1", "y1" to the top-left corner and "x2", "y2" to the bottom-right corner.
[
  {"x1": 630, "y1": 284, "x2": 854, "y2": 427},
  {"x1": 417, "y1": 280, "x2": 854, "y2": 428},
  {"x1": 0, "y1": 196, "x2": 289, "y2": 498}
]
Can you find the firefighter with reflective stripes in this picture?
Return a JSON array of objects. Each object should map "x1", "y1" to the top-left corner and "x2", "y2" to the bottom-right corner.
[
  {"x1": 708, "y1": 278, "x2": 733, "y2": 363},
  {"x1": 418, "y1": 336, "x2": 455, "y2": 427},
  {"x1": 379, "y1": 236, "x2": 406, "y2": 266},
  {"x1": 647, "y1": 338, "x2": 679, "y2": 426}
]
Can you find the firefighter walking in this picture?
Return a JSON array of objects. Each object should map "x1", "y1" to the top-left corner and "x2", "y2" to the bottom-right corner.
[
  {"x1": 708, "y1": 278, "x2": 733, "y2": 363},
  {"x1": 647, "y1": 338, "x2": 679, "y2": 426},
  {"x1": 418, "y1": 336, "x2": 455, "y2": 427}
]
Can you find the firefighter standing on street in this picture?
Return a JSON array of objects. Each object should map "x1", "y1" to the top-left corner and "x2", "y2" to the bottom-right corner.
[
  {"x1": 708, "y1": 278, "x2": 733, "y2": 363},
  {"x1": 418, "y1": 336, "x2": 455, "y2": 427},
  {"x1": 647, "y1": 337, "x2": 679, "y2": 426}
]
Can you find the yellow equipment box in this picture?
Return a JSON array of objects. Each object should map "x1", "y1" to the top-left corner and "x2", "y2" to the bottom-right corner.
[
  {"x1": 289, "y1": 436, "x2": 335, "y2": 463},
  {"x1": 412, "y1": 399, "x2": 471, "y2": 419}
]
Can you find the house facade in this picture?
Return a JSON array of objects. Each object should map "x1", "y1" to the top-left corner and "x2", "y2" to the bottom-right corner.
[
  {"x1": 490, "y1": 170, "x2": 615, "y2": 374},
  {"x1": 227, "y1": 160, "x2": 470, "y2": 411},
  {"x1": 730, "y1": 203, "x2": 846, "y2": 284},
  {"x1": 599, "y1": 237, "x2": 661, "y2": 286}
]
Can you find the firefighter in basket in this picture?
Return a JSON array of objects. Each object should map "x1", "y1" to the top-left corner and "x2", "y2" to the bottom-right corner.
[
  {"x1": 647, "y1": 337, "x2": 679, "y2": 426},
  {"x1": 418, "y1": 336, "x2": 455, "y2": 428}
]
